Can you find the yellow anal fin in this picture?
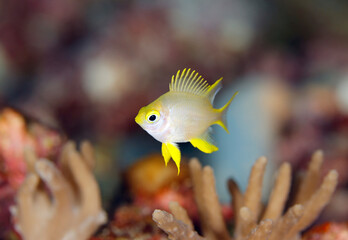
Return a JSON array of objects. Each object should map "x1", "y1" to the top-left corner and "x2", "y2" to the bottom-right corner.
[
  {"x1": 190, "y1": 132, "x2": 218, "y2": 153},
  {"x1": 161, "y1": 143, "x2": 171, "y2": 166},
  {"x1": 162, "y1": 142, "x2": 181, "y2": 175}
]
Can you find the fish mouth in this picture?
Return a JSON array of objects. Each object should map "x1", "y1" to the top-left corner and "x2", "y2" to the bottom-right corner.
[{"x1": 135, "y1": 114, "x2": 142, "y2": 125}]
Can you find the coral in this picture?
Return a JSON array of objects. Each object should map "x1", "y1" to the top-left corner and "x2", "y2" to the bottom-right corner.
[
  {"x1": 0, "y1": 108, "x2": 63, "y2": 238},
  {"x1": 302, "y1": 222, "x2": 348, "y2": 240},
  {"x1": 104, "y1": 205, "x2": 167, "y2": 239},
  {"x1": 12, "y1": 141, "x2": 106, "y2": 240},
  {"x1": 127, "y1": 154, "x2": 198, "y2": 220},
  {"x1": 0, "y1": 108, "x2": 63, "y2": 189},
  {"x1": 189, "y1": 159, "x2": 230, "y2": 240},
  {"x1": 153, "y1": 209, "x2": 204, "y2": 240},
  {"x1": 152, "y1": 151, "x2": 338, "y2": 240}
]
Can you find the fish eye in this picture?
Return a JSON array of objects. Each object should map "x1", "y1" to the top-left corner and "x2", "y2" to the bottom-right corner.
[
  {"x1": 149, "y1": 114, "x2": 156, "y2": 121},
  {"x1": 146, "y1": 111, "x2": 160, "y2": 123}
]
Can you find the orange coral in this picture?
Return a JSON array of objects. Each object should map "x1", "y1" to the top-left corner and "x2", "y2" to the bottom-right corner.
[{"x1": 303, "y1": 222, "x2": 348, "y2": 240}]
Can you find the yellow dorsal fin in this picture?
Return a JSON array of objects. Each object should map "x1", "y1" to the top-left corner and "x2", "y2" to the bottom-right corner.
[
  {"x1": 206, "y1": 77, "x2": 222, "y2": 103},
  {"x1": 170, "y1": 68, "x2": 213, "y2": 97},
  {"x1": 161, "y1": 142, "x2": 181, "y2": 175}
]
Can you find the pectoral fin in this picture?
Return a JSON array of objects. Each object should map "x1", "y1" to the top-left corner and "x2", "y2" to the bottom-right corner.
[
  {"x1": 190, "y1": 131, "x2": 218, "y2": 153},
  {"x1": 161, "y1": 142, "x2": 181, "y2": 174}
]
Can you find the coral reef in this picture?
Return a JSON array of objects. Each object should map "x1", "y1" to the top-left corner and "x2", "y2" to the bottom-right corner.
[
  {"x1": 1, "y1": 108, "x2": 339, "y2": 240},
  {"x1": 94, "y1": 205, "x2": 166, "y2": 239},
  {"x1": 153, "y1": 151, "x2": 338, "y2": 240},
  {"x1": 0, "y1": 108, "x2": 63, "y2": 238},
  {"x1": 0, "y1": 108, "x2": 63, "y2": 189},
  {"x1": 302, "y1": 222, "x2": 348, "y2": 240},
  {"x1": 12, "y1": 141, "x2": 106, "y2": 240},
  {"x1": 126, "y1": 154, "x2": 197, "y2": 217},
  {"x1": 153, "y1": 209, "x2": 204, "y2": 240},
  {"x1": 91, "y1": 155, "x2": 196, "y2": 239}
]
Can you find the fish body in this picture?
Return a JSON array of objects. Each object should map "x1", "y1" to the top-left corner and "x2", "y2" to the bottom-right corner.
[
  {"x1": 150, "y1": 91, "x2": 217, "y2": 143},
  {"x1": 135, "y1": 69, "x2": 238, "y2": 174}
]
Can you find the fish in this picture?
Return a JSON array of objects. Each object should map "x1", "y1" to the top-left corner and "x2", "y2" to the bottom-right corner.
[{"x1": 135, "y1": 68, "x2": 238, "y2": 174}]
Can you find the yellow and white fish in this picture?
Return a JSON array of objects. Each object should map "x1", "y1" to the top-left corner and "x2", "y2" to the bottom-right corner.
[{"x1": 135, "y1": 68, "x2": 238, "y2": 174}]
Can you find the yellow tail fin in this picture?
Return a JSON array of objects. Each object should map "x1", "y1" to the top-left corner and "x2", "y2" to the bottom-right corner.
[{"x1": 215, "y1": 91, "x2": 239, "y2": 133}]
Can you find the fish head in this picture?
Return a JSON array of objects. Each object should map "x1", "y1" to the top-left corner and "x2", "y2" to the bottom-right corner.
[{"x1": 135, "y1": 100, "x2": 169, "y2": 141}]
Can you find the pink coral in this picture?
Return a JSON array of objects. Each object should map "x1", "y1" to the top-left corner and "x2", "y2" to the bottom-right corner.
[
  {"x1": 0, "y1": 108, "x2": 63, "y2": 189},
  {"x1": 0, "y1": 108, "x2": 34, "y2": 189},
  {"x1": 0, "y1": 108, "x2": 63, "y2": 238}
]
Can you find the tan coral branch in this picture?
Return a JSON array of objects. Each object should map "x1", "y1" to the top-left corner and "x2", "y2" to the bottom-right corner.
[
  {"x1": 80, "y1": 140, "x2": 96, "y2": 170},
  {"x1": 169, "y1": 201, "x2": 194, "y2": 230},
  {"x1": 189, "y1": 158, "x2": 211, "y2": 237},
  {"x1": 153, "y1": 210, "x2": 205, "y2": 240},
  {"x1": 238, "y1": 207, "x2": 257, "y2": 239},
  {"x1": 268, "y1": 204, "x2": 304, "y2": 240},
  {"x1": 262, "y1": 162, "x2": 291, "y2": 221},
  {"x1": 202, "y1": 166, "x2": 230, "y2": 240},
  {"x1": 294, "y1": 150, "x2": 323, "y2": 204},
  {"x1": 243, "y1": 157, "x2": 267, "y2": 221},
  {"x1": 189, "y1": 158, "x2": 230, "y2": 240},
  {"x1": 285, "y1": 170, "x2": 338, "y2": 239},
  {"x1": 227, "y1": 178, "x2": 243, "y2": 227},
  {"x1": 247, "y1": 219, "x2": 272, "y2": 240},
  {"x1": 13, "y1": 142, "x2": 106, "y2": 240},
  {"x1": 235, "y1": 157, "x2": 267, "y2": 240}
]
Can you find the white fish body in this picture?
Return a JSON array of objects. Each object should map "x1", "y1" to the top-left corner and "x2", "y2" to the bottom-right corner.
[{"x1": 155, "y1": 91, "x2": 218, "y2": 143}]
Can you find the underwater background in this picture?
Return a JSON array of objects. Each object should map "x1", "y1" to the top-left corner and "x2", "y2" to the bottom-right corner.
[{"x1": 1, "y1": 1, "x2": 348, "y2": 238}]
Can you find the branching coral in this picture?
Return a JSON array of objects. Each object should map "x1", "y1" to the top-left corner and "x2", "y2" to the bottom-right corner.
[
  {"x1": 189, "y1": 159, "x2": 231, "y2": 240},
  {"x1": 12, "y1": 141, "x2": 106, "y2": 240},
  {"x1": 0, "y1": 108, "x2": 63, "y2": 238},
  {"x1": 230, "y1": 151, "x2": 338, "y2": 240},
  {"x1": 153, "y1": 209, "x2": 204, "y2": 240},
  {"x1": 153, "y1": 158, "x2": 231, "y2": 240},
  {"x1": 153, "y1": 151, "x2": 338, "y2": 240}
]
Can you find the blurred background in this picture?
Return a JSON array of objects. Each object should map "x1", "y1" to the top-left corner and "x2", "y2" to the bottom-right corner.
[{"x1": 1, "y1": 0, "x2": 348, "y2": 233}]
